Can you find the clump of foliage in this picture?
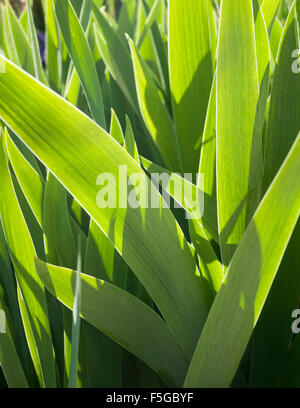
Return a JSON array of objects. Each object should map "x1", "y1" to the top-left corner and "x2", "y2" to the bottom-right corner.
[{"x1": 0, "y1": 0, "x2": 299, "y2": 388}]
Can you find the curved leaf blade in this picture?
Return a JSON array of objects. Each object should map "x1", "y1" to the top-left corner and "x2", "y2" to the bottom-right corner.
[
  {"x1": 36, "y1": 259, "x2": 189, "y2": 387},
  {"x1": 184, "y1": 133, "x2": 300, "y2": 387},
  {"x1": 0, "y1": 57, "x2": 208, "y2": 357}
]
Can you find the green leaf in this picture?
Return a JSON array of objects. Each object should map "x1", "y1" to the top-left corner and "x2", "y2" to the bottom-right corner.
[
  {"x1": 80, "y1": 108, "x2": 126, "y2": 387},
  {"x1": 124, "y1": 116, "x2": 140, "y2": 164},
  {"x1": 0, "y1": 196, "x2": 29, "y2": 366},
  {"x1": 250, "y1": 222, "x2": 300, "y2": 386},
  {"x1": 81, "y1": 219, "x2": 125, "y2": 387},
  {"x1": 270, "y1": 18, "x2": 283, "y2": 64},
  {"x1": 169, "y1": 0, "x2": 216, "y2": 173},
  {"x1": 0, "y1": 180, "x2": 34, "y2": 384},
  {"x1": 263, "y1": 2, "x2": 299, "y2": 190},
  {"x1": 261, "y1": 0, "x2": 281, "y2": 31},
  {"x1": 92, "y1": 4, "x2": 139, "y2": 113},
  {"x1": 36, "y1": 259, "x2": 189, "y2": 387},
  {"x1": 78, "y1": 0, "x2": 93, "y2": 31},
  {"x1": 0, "y1": 289, "x2": 29, "y2": 388},
  {"x1": 134, "y1": 0, "x2": 157, "y2": 76},
  {"x1": 128, "y1": 37, "x2": 183, "y2": 172},
  {"x1": 189, "y1": 216, "x2": 224, "y2": 295},
  {"x1": 25, "y1": 0, "x2": 47, "y2": 84},
  {"x1": 109, "y1": 109, "x2": 124, "y2": 146},
  {"x1": 253, "y1": 0, "x2": 271, "y2": 136},
  {"x1": 4, "y1": 1, "x2": 34, "y2": 75},
  {"x1": 216, "y1": 0, "x2": 262, "y2": 266},
  {"x1": 45, "y1": 0, "x2": 61, "y2": 91},
  {"x1": 184, "y1": 132, "x2": 300, "y2": 387},
  {"x1": 117, "y1": 0, "x2": 136, "y2": 40},
  {"x1": 43, "y1": 173, "x2": 77, "y2": 269},
  {"x1": 250, "y1": 3, "x2": 300, "y2": 387},
  {"x1": 0, "y1": 56, "x2": 208, "y2": 357},
  {"x1": 43, "y1": 172, "x2": 77, "y2": 385},
  {"x1": 68, "y1": 246, "x2": 82, "y2": 388},
  {"x1": 140, "y1": 156, "x2": 215, "y2": 224},
  {"x1": 197, "y1": 76, "x2": 218, "y2": 243},
  {"x1": 140, "y1": 0, "x2": 170, "y2": 97},
  {"x1": 0, "y1": 129, "x2": 56, "y2": 387},
  {"x1": 54, "y1": 0, "x2": 105, "y2": 127},
  {"x1": 136, "y1": 0, "x2": 161, "y2": 48},
  {"x1": 6, "y1": 134, "x2": 44, "y2": 228},
  {"x1": 19, "y1": 8, "x2": 29, "y2": 34}
]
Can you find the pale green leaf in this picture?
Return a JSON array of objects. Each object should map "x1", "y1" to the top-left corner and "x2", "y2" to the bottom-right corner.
[
  {"x1": 185, "y1": 133, "x2": 300, "y2": 387},
  {"x1": 0, "y1": 57, "x2": 208, "y2": 357},
  {"x1": 169, "y1": 0, "x2": 216, "y2": 173},
  {"x1": 36, "y1": 259, "x2": 189, "y2": 387},
  {"x1": 216, "y1": 0, "x2": 262, "y2": 265}
]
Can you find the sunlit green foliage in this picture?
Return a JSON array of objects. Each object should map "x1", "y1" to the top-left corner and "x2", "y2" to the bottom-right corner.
[{"x1": 0, "y1": 0, "x2": 299, "y2": 388}]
